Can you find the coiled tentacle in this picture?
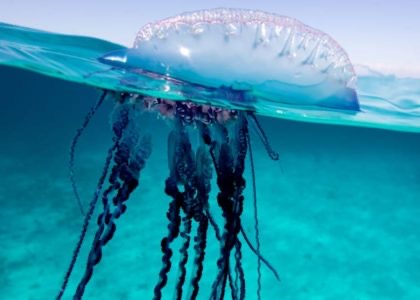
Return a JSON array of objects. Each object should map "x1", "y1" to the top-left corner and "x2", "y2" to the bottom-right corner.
[
  {"x1": 247, "y1": 113, "x2": 279, "y2": 161},
  {"x1": 56, "y1": 139, "x2": 116, "y2": 300},
  {"x1": 210, "y1": 114, "x2": 248, "y2": 300},
  {"x1": 230, "y1": 266, "x2": 239, "y2": 300},
  {"x1": 175, "y1": 217, "x2": 192, "y2": 300},
  {"x1": 157, "y1": 117, "x2": 215, "y2": 300},
  {"x1": 154, "y1": 128, "x2": 186, "y2": 300},
  {"x1": 174, "y1": 129, "x2": 197, "y2": 299},
  {"x1": 153, "y1": 180, "x2": 182, "y2": 300},
  {"x1": 60, "y1": 90, "x2": 283, "y2": 300},
  {"x1": 188, "y1": 144, "x2": 211, "y2": 299},
  {"x1": 72, "y1": 98, "x2": 152, "y2": 299},
  {"x1": 189, "y1": 215, "x2": 208, "y2": 300},
  {"x1": 198, "y1": 124, "x2": 239, "y2": 300},
  {"x1": 211, "y1": 143, "x2": 236, "y2": 299},
  {"x1": 234, "y1": 240, "x2": 246, "y2": 299},
  {"x1": 73, "y1": 101, "x2": 130, "y2": 299}
]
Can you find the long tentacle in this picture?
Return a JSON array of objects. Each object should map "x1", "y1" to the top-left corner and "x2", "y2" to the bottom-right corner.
[
  {"x1": 247, "y1": 130, "x2": 262, "y2": 299},
  {"x1": 211, "y1": 143, "x2": 235, "y2": 299},
  {"x1": 207, "y1": 208, "x2": 279, "y2": 281},
  {"x1": 232, "y1": 115, "x2": 248, "y2": 300},
  {"x1": 207, "y1": 208, "x2": 239, "y2": 300},
  {"x1": 175, "y1": 217, "x2": 192, "y2": 300},
  {"x1": 234, "y1": 240, "x2": 246, "y2": 299},
  {"x1": 69, "y1": 90, "x2": 108, "y2": 215},
  {"x1": 240, "y1": 226, "x2": 280, "y2": 281},
  {"x1": 173, "y1": 123, "x2": 198, "y2": 300},
  {"x1": 206, "y1": 209, "x2": 221, "y2": 241},
  {"x1": 230, "y1": 265, "x2": 239, "y2": 300},
  {"x1": 56, "y1": 140, "x2": 116, "y2": 300},
  {"x1": 211, "y1": 115, "x2": 248, "y2": 300},
  {"x1": 74, "y1": 138, "x2": 151, "y2": 298},
  {"x1": 247, "y1": 113, "x2": 279, "y2": 161},
  {"x1": 153, "y1": 180, "x2": 182, "y2": 300},
  {"x1": 189, "y1": 216, "x2": 208, "y2": 300},
  {"x1": 73, "y1": 100, "x2": 151, "y2": 299},
  {"x1": 73, "y1": 101, "x2": 130, "y2": 299},
  {"x1": 188, "y1": 143, "x2": 211, "y2": 299},
  {"x1": 154, "y1": 128, "x2": 186, "y2": 300}
]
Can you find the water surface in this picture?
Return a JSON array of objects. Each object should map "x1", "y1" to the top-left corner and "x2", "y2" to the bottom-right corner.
[{"x1": 1, "y1": 22, "x2": 419, "y2": 132}]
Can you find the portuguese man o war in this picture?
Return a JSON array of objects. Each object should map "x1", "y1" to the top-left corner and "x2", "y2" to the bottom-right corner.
[{"x1": 57, "y1": 8, "x2": 359, "y2": 300}]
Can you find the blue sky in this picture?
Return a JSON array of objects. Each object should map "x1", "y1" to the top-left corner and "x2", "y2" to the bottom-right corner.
[{"x1": 1, "y1": 0, "x2": 419, "y2": 77}]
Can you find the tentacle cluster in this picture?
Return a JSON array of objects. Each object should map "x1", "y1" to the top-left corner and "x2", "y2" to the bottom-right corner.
[
  {"x1": 153, "y1": 103, "x2": 258, "y2": 300},
  {"x1": 74, "y1": 101, "x2": 152, "y2": 298},
  {"x1": 154, "y1": 115, "x2": 213, "y2": 300},
  {"x1": 57, "y1": 93, "x2": 152, "y2": 299},
  {"x1": 209, "y1": 115, "x2": 248, "y2": 300},
  {"x1": 59, "y1": 92, "x2": 280, "y2": 300}
]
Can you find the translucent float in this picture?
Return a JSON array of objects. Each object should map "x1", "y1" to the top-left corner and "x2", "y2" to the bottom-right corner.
[{"x1": 100, "y1": 8, "x2": 359, "y2": 111}]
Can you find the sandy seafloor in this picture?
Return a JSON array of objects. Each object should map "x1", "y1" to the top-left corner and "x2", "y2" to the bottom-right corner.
[{"x1": 0, "y1": 65, "x2": 419, "y2": 300}]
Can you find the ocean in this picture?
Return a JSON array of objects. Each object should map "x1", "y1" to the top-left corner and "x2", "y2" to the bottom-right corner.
[{"x1": 0, "y1": 22, "x2": 419, "y2": 300}]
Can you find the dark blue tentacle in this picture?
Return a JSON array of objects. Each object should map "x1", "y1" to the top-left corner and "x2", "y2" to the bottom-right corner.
[
  {"x1": 199, "y1": 139, "x2": 240, "y2": 299},
  {"x1": 230, "y1": 265, "x2": 239, "y2": 300},
  {"x1": 154, "y1": 127, "x2": 186, "y2": 300},
  {"x1": 206, "y1": 208, "x2": 221, "y2": 241},
  {"x1": 189, "y1": 215, "x2": 208, "y2": 300},
  {"x1": 234, "y1": 240, "x2": 246, "y2": 299},
  {"x1": 188, "y1": 144, "x2": 211, "y2": 299},
  {"x1": 153, "y1": 179, "x2": 182, "y2": 300},
  {"x1": 175, "y1": 217, "x2": 192, "y2": 300},
  {"x1": 247, "y1": 130, "x2": 262, "y2": 299},
  {"x1": 172, "y1": 120, "x2": 202, "y2": 300},
  {"x1": 211, "y1": 142, "x2": 236, "y2": 300},
  {"x1": 206, "y1": 209, "x2": 238, "y2": 300},
  {"x1": 56, "y1": 139, "x2": 117, "y2": 300},
  {"x1": 240, "y1": 226, "x2": 280, "y2": 281},
  {"x1": 73, "y1": 98, "x2": 152, "y2": 299},
  {"x1": 174, "y1": 128, "x2": 197, "y2": 300},
  {"x1": 69, "y1": 90, "x2": 108, "y2": 216},
  {"x1": 247, "y1": 113, "x2": 279, "y2": 161},
  {"x1": 210, "y1": 114, "x2": 248, "y2": 300}
]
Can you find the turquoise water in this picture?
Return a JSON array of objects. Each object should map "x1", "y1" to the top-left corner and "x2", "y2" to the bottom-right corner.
[{"x1": 0, "y1": 23, "x2": 419, "y2": 300}]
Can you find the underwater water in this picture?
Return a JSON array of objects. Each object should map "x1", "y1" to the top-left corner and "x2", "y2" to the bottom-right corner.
[{"x1": 0, "y1": 21, "x2": 419, "y2": 300}]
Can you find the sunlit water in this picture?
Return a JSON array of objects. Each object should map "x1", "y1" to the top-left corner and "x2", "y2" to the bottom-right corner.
[{"x1": 0, "y1": 23, "x2": 419, "y2": 300}]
